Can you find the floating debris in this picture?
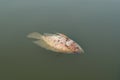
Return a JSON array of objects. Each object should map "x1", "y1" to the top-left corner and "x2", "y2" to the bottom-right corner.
[{"x1": 27, "y1": 32, "x2": 84, "y2": 54}]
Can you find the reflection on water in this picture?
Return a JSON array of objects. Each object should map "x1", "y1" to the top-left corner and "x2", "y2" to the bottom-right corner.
[{"x1": 0, "y1": 0, "x2": 120, "y2": 80}]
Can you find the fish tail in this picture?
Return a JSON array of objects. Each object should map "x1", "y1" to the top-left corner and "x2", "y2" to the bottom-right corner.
[{"x1": 27, "y1": 32, "x2": 43, "y2": 39}]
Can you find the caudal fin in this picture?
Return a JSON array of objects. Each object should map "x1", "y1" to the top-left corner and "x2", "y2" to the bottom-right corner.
[{"x1": 27, "y1": 32, "x2": 43, "y2": 39}]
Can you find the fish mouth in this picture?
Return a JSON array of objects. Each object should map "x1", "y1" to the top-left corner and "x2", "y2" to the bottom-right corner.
[
  {"x1": 80, "y1": 47, "x2": 84, "y2": 53},
  {"x1": 77, "y1": 47, "x2": 84, "y2": 54},
  {"x1": 73, "y1": 48, "x2": 84, "y2": 54}
]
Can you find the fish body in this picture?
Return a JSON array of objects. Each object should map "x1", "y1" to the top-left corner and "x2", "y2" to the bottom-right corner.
[{"x1": 27, "y1": 32, "x2": 84, "y2": 54}]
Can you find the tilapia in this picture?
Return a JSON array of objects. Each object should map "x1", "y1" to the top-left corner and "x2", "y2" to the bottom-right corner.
[{"x1": 27, "y1": 32, "x2": 84, "y2": 54}]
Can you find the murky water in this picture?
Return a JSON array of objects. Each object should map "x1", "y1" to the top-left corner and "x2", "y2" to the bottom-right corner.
[{"x1": 0, "y1": 0, "x2": 120, "y2": 80}]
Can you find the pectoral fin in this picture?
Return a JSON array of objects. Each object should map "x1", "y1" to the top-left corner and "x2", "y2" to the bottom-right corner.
[{"x1": 33, "y1": 40, "x2": 59, "y2": 52}]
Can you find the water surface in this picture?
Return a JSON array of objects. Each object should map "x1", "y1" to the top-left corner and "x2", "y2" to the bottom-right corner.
[{"x1": 0, "y1": 0, "x2": 120, "y2": 80}]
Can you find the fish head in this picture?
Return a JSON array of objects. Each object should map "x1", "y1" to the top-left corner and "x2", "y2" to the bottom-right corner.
[
  {"x1": 65, "y1": 40, "x2": 84, "y2": 54},
  {"x1": 72, "y1": 45, "x2": 84, "y2": 54}
]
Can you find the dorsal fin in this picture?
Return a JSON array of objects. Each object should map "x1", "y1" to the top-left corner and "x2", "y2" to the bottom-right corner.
[{"x1": 56, "y1": 33, "x2": 68, "y2": 38}]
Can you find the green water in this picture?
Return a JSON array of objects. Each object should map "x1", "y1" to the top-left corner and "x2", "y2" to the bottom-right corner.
[{"x1": 0, "y1": 0, "x2": 120, "y2": 80}]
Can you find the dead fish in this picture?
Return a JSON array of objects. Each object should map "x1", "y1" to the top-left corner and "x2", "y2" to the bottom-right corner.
[{"x1": 27, "y1": 32, "x2": 84, "y2": 54}]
